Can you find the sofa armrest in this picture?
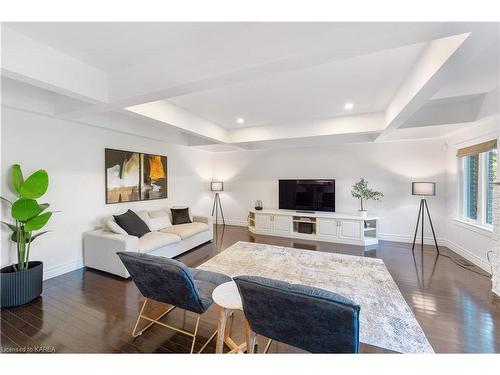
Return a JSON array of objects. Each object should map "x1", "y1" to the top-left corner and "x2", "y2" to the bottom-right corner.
[
  {"x1": 83, "y1": 229, "x2": 139, "y2": 278},
  {"x1": 193, "y1": 215, "x2": 213, "y2": 226},
  {"x1": 193, "y1": 215, "x2": 213, "y2": 242}
]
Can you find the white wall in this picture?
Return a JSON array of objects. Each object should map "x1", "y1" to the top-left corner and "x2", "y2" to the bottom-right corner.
[
  {"x1": 212, "y1": 140, "x2": 449, "y2": 242},
  {"x1": 1, "y1": 107, "x2": 214, "y2": 279},
  {"x1": 2, "y1": 87, "x2": 497, "y2": 279},
  {"x1": 443, "y1": 117, "x2": 499, "y2": 271}
]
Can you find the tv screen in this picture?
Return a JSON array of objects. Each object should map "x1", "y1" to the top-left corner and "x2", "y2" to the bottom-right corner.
[{"x1": 279, "y1": 179, "x2": 335, "y2": 212}]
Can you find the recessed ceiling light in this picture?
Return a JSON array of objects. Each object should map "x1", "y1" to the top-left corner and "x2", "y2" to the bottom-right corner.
[
  {"x1": 344, "y1": 102, "x2": 354, "y2": 110},
  {"x1": 236, "y1": 117, "x2": 245, "y2": 124}
]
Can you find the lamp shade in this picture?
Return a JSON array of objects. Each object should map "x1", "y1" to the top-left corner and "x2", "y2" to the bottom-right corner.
[
  {"x1": 211, "y1": 181, "x2": 224, "y2": 192},
  {"x1": 412, "y1": 182, "x2": 436, "y2": 196}
]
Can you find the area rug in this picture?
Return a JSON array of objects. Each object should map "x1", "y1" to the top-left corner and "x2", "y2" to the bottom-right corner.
[{"x1": 198, "y1": 241, "x2": 434, "y2": 353}]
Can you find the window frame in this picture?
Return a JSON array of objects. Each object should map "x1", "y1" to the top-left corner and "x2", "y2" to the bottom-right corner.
[{"x1": 460, "y1": 147, "x2": 496, "y2": 230}]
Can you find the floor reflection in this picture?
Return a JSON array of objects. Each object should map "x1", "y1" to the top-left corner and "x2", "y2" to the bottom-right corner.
[
  {"x1": 412, "y1": 249, "x2": 439, "y2": 290},
  {"x1": 213, "y1": 224, "x2": 226, "y2": 252}
]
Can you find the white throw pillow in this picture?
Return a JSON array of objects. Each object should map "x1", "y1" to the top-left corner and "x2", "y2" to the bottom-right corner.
[
  {"x1": 107, "y1": 219, "x2": 128, "y2": 235},
  {"x1": 148, "y1": 216, "x2": 171, "y2": 231},
  {"x1": 147, "y1": 209, "x2": 172, "y2": 231}
]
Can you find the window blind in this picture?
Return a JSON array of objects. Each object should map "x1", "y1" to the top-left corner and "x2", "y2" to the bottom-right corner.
[{"x1": 456, "y1": 139, "x2": 497, "y2": 158}]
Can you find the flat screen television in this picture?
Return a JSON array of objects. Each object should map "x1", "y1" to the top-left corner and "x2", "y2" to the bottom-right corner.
[{"x1": 279, "y1": 179, "x2": 335, "y2": 212}]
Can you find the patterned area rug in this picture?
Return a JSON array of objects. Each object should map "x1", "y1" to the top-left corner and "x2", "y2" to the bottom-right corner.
[{"x1": 198, "y1": 241, "x2": 434, "y2": 353}]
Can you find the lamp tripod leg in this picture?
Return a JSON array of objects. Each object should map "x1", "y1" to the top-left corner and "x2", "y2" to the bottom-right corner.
[
  {"x1": 412, "y1": 200, "x2": 423, "y2": 253},
  {"x1": 424, "y1": 200, "x2": 440, "y2": 255},
  {"x1": 215, "y1": 193, "x2": 219, "y2": 226},
  {"x1": 421, "y1": 199, "x2": 425, "y2": 256},
  {"x1": 212, "y1": 193, "x2": 217, "y2": 216},
  {"x1": 217, "y1": 193, "x2": 226, "y2": 226}
]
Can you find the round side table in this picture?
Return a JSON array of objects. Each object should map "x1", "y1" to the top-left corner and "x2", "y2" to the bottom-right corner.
[{"x1": 212, "y1": 281, "x2": 246, "y2": 354}]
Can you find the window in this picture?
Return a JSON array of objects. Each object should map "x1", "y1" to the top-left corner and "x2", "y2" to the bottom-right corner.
[
  {"x1": 460, "y1": 141, "x2": 497, "y2": 227},
  {"x1": 486, "y1": 149, "x2": 497, "y2": 224},
  {"x1": 463, "y1": 154, "x2": 479, "y2": 220}
]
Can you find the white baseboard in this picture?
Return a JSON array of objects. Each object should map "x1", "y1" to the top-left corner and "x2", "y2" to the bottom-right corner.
[
  {"x1": 43, "y1": 258, "x2": 83, "y2": 280},
  {"x1": 441, "y1": 239, "x2": 491, "y2": 273},
  {"x1": 338, "y1": 232, "x2": 492, "y2": 273},
  {"x1": 218, "y1": 219, "x2": 248, "y2": 227},
  {"x1": 377, "y1": 232, "x2": 448, "y2": 246}
]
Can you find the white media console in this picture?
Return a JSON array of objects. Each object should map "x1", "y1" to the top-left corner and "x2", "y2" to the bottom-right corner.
[{"x1": 248, "y1": 209, "x2": 378, "y2": 248}]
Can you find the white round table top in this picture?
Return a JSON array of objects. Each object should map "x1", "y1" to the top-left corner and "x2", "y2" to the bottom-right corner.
[{"x1": 212, "y1": 281, "x2": 243, "y2": 310}]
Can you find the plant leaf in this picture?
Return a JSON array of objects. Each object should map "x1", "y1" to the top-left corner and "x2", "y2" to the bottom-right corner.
[
  {"x1": 11, "y1": 164, "x2": 24, "y2": 194},
  {"x1": 0, "y1": 196, "x2": 12, "y2": 205},
  {"x1": 19, "y1": 169, "x2": 48, "y2": 199},
  {"x1": 39, "y1": 203, "x2": 50, "y2": 212},
  {"x1": 1, "y1": 221, "x2": 17, "y2": 232},
  {"x1": 11, "y1": 230, "x2": 21, "y2": 242},
  {"x1": 11, "y1": 198, "x2": 41, "y2": 221},
  {"x1": 30, "y1": 230, "x2": 51, "y2": 242},
  {"x1": 24, "y1": 212, "x2": 52, "y2": 232}
]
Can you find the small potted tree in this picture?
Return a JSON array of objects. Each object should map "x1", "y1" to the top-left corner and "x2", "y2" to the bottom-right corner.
[
  {"x1": 1, "y1": 164, "x2": 53, "y2": 308},
  {"x1": 351, "y1": 178, "x2": 383, "y2": 218}
]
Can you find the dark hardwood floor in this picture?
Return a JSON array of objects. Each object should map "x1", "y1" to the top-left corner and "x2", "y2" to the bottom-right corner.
[{"x1": 1, "y1": 225, "x2": 499, "y2": 353}]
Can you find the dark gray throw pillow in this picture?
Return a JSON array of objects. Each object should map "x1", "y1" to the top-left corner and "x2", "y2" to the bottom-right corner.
[
  {"x1": 171, "y1": 207, "x2": 192, "y2": 225},
  {"x1": 113, "y1": 209, "x2": 151, "y2": 238}
]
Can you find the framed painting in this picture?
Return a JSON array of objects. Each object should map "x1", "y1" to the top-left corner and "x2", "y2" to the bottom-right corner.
[
  {"x1": 141, "y1": 153, "x2": 168, "y2": 201},
  {"x1": 105, "y1": 148, "x2": 168, "y2": 204}
]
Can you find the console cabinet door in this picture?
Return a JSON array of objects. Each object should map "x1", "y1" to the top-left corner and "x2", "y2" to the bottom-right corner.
[
  {"x1": 317, "y1": 219, "x2": 338, "y2": 238},
  {"x1": 338, "y1": 220, "x2": 363, "y2": 240},
  {"x1": 255, "y1": 214, "x2": 272, "y2": 231},
  {"x1": 272, "y1": 215, "x2": 291, "y2": 234}
]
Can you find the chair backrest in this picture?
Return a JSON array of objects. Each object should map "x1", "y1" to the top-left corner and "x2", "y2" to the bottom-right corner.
[
  {"x1": 234, "y1": 275, "x2": 360, "y2": 353},
  {"x1": 117, "y1": 252, "x2": 205, "y2": 313}
]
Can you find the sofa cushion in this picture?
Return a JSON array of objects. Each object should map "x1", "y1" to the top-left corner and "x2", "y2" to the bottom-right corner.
[
  {"x1": 114, "y1": 210, "x2": 151, "y2": 238},
  {"x1": 138, "y1": 232, "x2": 181, "y2": 253},
  {"x1": 160, "y1": 222, "x2": 209, "y2": 239}
]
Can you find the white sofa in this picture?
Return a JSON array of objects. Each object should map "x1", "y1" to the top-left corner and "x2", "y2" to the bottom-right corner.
[{"x1": 83, "y1": 208, "x2": 213, "y2": 278}]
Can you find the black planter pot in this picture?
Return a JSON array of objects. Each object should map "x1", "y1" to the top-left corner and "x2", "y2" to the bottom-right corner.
[{"x1": 1, "y1": 261, "x2": 43, "y2": 308}]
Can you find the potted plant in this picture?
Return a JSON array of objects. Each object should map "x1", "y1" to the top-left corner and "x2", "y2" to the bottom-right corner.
[
  {"x1": 351, "y1": 178, "x2": 383, "y2": 218},
  {"x1": 1, "y1": 164, "x2": 53, "y2": 308}
]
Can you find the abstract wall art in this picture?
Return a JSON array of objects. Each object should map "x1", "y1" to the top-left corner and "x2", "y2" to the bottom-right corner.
[{"x1": 105, "y1": 148, "x2": 168, "y2": 204}]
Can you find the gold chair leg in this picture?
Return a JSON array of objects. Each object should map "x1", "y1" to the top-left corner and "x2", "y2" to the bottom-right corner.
[
  {"x1": 197, "y1": 329, "x2": 218, "y2": 354},
  {"x1": 190, "y1": 315, "x2": 201, "y2": 354},
  {"x1": 132, "y1": 298, "x2": 176, "y2": 338},
  {"x1": 263, "y1": 338, "x2": 273, "y2": 354},
  {"x1": 132, "y1": 298, "x2": 218, "y2": 354},
  {"x1": 132, "y1": 299, "x2": 148, "y2": 337},
  {"x1": 244, "y1": 319, "x2": 257, "y2": 354}
]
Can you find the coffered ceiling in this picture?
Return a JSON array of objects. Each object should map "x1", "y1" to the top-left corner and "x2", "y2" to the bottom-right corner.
[{"x1": 2, "y1": 22, "x2": 499, "y2": 150}]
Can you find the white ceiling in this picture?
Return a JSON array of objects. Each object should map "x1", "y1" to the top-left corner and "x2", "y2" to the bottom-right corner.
[
  {"x1": 169, "y1": 42, "x2": 427, "y2": 128},
  {"x1": 2, "y1": 22, "x2": 499, "y2": 150},
  {"x1": 5, "y1": 22, "x2": 447, "y2": 73}
]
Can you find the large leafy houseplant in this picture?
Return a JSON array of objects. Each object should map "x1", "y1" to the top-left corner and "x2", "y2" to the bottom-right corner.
[
  {"x1": 351, "y1": 178, "x2": 384, "y2": 212},
  {"x1": 1, "y1": 164, "x2": 53, "y2": 271}
]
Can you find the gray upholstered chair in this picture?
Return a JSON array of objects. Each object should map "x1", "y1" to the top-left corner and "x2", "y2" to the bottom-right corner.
[
  {"x1": 234, "y1": 275, "x2": 360, "y2": 354},
  {"x1": 117, "y1": 251, "x2": 231, "y2": 353}
]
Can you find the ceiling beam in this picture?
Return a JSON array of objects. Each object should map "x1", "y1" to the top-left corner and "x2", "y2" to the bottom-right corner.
[
  {"x1": 376, "y1": 25, "x2": 499, "y2": 141},
  {"x1": 228, "y1": 112, "x2": 385, "y2": 144},
  {"x1": 1, "y1": 26, "x2": 108, "y2": 103},
  {"x1": 126, "y1": 100, "x2": 230, "y2": 143}
]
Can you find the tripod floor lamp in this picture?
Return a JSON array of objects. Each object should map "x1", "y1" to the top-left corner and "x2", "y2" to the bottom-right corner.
[
  {"x1": 211, "y1": 181, "x2": 225, "y2": 226},
  {"x1": 412, "y1": 182, "x2": 440, "y2": 255}
]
